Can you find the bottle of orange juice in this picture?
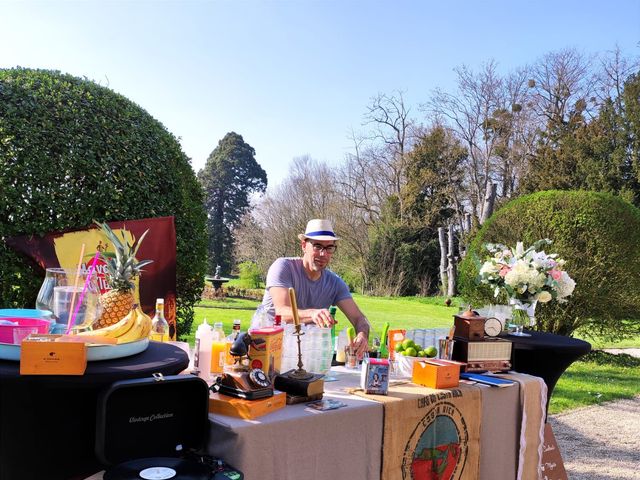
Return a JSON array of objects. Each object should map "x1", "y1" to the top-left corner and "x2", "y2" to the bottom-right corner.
[{"x1": 210, "y1": 322, "x2": 226, "y2": 375}]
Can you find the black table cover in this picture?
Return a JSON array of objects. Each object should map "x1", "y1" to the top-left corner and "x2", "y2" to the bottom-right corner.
[
  {"x1": 509, "y1": 330, "x2": 591, "y2": 411},
  {"x1": 0, "y1": 341, "x2": 189, "y2": 480}
]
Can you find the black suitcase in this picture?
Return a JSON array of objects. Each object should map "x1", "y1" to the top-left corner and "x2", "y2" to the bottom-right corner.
[{"x1": 96, "y1": 373, "x2": 242, "y2": 479}]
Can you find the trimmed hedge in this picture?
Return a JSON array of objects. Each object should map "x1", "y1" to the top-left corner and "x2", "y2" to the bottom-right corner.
[
  {"x1": 459, "y1": 190, "x2": 640, "y2": 339},
  {"x1": 0, "y1": 68, "x2": 207, "y2": 338}
]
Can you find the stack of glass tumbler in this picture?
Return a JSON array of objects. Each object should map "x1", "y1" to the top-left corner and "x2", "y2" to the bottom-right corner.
[{"x1": 281, "y1": 324, "x2": 332, "y2": 375}]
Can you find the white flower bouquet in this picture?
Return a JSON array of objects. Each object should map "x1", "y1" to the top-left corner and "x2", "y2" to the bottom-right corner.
[{"x1": 478, "y1": 239, "x2": 576, "y2": 305}]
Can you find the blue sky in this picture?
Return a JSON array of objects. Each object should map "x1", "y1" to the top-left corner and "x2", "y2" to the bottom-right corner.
[{"x1": 2, "y1": 0, "x2": 639, "y2": 187}]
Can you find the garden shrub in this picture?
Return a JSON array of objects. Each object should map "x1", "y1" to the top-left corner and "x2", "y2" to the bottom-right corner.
[
  {"x1": 458, "y1": 190, "x2": 640, "y2": 339},
  {"x1": 236, "y1": 261, "x2": 263, "y2": 289},
  {"x1": 0, "y1": 68, "x2": 208, "y2": 338}
]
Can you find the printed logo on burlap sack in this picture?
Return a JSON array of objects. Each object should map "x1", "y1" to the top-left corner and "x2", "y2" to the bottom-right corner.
[{"x1": 401, "y1": 400, "x2": 470, "y2": 480}]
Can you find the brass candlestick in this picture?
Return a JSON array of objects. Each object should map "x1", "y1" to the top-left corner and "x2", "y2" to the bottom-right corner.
[{"x1": 287, "y1": 288, "x2": 313, "y2": 380}]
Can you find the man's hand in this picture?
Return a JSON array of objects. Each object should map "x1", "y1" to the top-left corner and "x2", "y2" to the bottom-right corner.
[
  {"x1": 309, "y1": 308, "x2": 335, "y2": 328},
  {"x1": 351, "y1": 331, "x2": 369, "y2": 358}
]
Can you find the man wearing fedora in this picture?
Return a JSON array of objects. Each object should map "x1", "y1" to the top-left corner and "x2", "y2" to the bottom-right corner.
[{"x1": 261, "y1": 219, "x2": 370, "y2": 357}]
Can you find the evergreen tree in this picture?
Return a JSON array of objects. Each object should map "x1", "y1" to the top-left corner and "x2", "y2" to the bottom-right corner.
[
  {"x1": 402, "y1": 126, "x2": 467, "y2": 227},
  {"x1": 198, "y1": 132, "x2": 267, "y2": 273}
]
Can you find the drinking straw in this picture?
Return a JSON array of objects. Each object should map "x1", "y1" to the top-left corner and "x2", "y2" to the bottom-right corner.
[
  {"x1": 66, "y1": 250, "x2": 100, "y2": 334},
  {"x1": 65, "y1": 244, "x2": 86, "y2": 333}
]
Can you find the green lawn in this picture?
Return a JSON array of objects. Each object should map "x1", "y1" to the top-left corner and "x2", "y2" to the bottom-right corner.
[
  {"x1": 549, "y1": 351, "x2": 640, "y2": 414},
  {"x1": 188, "y1": 294, "x2": 460, "y2": 344}
]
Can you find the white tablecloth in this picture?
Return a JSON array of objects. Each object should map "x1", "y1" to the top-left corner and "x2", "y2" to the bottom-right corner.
[{"x1": 208, "y1": 368, "x2": 544, "y2": 480}]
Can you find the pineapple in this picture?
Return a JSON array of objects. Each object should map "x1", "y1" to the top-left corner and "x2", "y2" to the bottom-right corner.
[{"x1": 94, "y1": 221, "x2": 153, "y2": 328}]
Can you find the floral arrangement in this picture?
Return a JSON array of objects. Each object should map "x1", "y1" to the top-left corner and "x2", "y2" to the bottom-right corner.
[{"x1": 478, "y1": 238, "x2": 576, "y2": 306}]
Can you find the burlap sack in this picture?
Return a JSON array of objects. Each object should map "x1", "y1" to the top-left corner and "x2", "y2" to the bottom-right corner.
[{"x1": 353, "y1": 382, "x2": 482, "y2": 480}]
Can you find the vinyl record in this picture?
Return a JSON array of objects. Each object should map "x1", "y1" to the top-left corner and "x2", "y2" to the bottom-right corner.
[{"x1": 104, "y1": 457, "x2": 211, "y2": 480}]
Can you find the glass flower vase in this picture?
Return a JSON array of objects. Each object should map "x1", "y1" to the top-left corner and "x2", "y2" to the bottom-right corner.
[{"x1": 509, "y1": 298, "x2": 537, "y2": 337}]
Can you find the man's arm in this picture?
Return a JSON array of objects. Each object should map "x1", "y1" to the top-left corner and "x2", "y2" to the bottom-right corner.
[
  {"x1": 270, "y1": 286, "x2": 334, "y2": 327},
  {"x1": 336, "y1": 297, "x2": 370, "y2": 357}
]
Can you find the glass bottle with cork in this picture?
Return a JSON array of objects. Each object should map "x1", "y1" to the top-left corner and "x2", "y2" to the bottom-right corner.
[
  {"x1": 150, "y1": 298, "x2": 169, "y2": 342},
  {"x1": 224, "y1": 319, "x2": 242, "y2": 366}
]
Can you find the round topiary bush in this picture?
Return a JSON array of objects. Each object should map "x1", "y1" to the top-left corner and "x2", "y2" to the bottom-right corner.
[
  {"x1": 0, "y1": 68, "x2": 207, "y2": 338},
  {"x1": 458, "y1": 190, "x2": 640, "y2": 339}
]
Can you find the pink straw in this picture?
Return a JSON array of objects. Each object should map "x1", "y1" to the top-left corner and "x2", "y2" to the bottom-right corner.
[
  {"x1": 66, "y1": 251, "x2": 101, "y2": 334},
  {"x1": 65, "y1": 244, "x2": 86, "y2": 334}
]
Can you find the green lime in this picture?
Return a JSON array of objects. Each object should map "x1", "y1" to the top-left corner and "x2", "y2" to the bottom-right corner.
[
  {"x1": 401, "y1": 339, "x2": 415, "y2": 350},
  {"x1": 417, "y1": 350, "x2": 427, "y2": 357},
  {"x1": 394, "y1": 342, "x2": 405, "y2": 353},
  {"x1": 425, "y1": 346, "x2": 438, "y2": 358},
  {"x1": 404, "y1": 347, "x2": 417, "y2": 357}
]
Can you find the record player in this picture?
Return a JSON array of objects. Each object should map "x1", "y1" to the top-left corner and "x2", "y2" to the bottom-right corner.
[{"x1": 96, "y1": 373, "x2": 243, "y2": 480}]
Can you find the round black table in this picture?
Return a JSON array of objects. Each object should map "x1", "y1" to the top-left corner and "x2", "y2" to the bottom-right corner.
[
  {"x1": 0, "y1": 341, "x2": 189, "y2": 480},
  {"x1": 508, "y1": 330, "x2": 591, "y2": 410}
]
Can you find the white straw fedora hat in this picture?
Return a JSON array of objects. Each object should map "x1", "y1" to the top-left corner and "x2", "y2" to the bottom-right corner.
[{"x1": 298, "y1": 219, "x2": 340, "y2": 241}]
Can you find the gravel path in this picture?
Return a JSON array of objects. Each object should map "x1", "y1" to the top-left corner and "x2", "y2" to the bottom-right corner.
[{"x1": 548, "y1": 348, "x2": 640, "y2": 480}]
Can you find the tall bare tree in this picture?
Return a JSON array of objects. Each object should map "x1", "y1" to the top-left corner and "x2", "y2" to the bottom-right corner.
[
  {"x1": 362, "y1": 91, "x2": 418, "y2": 221},
  {"x1": 427, "y1": 61, "x2": 511, "y2": 224}
]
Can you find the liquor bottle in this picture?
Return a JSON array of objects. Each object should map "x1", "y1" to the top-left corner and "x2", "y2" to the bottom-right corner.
[
  {"x1": 225, "y1": 319, "x2": 242, "y2": 365},
  {"x1": 231, "y1": 318, "x2": 242, "y2": 338},
  {"x1": 149, "y1": 298, "x2": 169, "y2": 342},
  {"x1": 211, "y1": 322, "x2": 227, "y2": 375}
]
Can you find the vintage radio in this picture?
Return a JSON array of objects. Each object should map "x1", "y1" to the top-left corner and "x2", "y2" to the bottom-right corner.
[
  {"x1": 451, "y1": 337, "x2": 512, "y2": 372},
  {"x1": 453, "y1": 307, "x2": 486, "y2": 341}
]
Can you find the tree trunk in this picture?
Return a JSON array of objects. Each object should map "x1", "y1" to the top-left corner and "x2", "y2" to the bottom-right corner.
[
  {"x1": 480, "y1": 182, "x2": 497, "y2": 224},
  {"x1": 438, "y1": 227, "x2": 448, "y2": 295},
  {"x1": 447, "y1": 225, "x2": 457, "y2": 297}
]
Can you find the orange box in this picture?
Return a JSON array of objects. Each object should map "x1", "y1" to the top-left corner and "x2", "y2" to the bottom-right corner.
[
  {"x1": 412, "y1": 359, "x2": 463, "y2": 389},
  {"x1": 209, "y1": 390, "x2": 286, "y2": 419},
  {"x1": 248, "y1": 326, "x2": 283, "y2": 376},
  {"x1": 388, "y1": 329, "x2": 406, "y2": 361},
  {"x1": 20, "y1": 339, "x2": 87, "y2": 375}
]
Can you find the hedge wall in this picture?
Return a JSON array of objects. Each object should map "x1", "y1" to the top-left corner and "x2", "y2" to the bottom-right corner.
[{"x1": 0, "y1": 68, "x2": 207, "y2": 338}]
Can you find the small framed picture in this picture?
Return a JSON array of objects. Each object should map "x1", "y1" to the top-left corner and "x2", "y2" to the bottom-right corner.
[{"x1": 361, "y1": 358, "x2": 390, "y2": 395}]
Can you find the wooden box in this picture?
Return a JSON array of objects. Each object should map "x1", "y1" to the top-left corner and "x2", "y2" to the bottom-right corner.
[
  {"x1": 209, "y1": 390, "x2": 286, "y2": 419},
  {"x1": 412, "y1": 359, "x2": 463, "y2": 389},
  {"x1": 20, "y1": 339, "x2": 87, "y2": 375},
  {"x1": 453, "y1": 316, "x2": 485, "y2": 341}
]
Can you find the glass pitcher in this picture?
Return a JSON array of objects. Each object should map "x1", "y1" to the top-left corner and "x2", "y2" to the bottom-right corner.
[{"x1": 36, "y1": 267, "x2": 103, "y2": 332}]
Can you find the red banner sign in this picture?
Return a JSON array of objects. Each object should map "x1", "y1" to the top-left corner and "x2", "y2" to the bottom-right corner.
[{"x1": 6, "y1": 216, "x2": 177, "y2": 339}]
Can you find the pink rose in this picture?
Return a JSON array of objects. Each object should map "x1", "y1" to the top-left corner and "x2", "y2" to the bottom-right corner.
[
  {"x1": 499, "y1": 266, "x2": 511, "y2": 277},
  {"x1": 550, "y1": 269, "x2": 562, "y2": 280}
]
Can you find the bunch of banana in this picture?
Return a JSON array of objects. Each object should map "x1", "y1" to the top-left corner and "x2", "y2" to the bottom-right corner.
[
  {"x1": 76, "y1": 305, "x2": 152, "y2": 344},
  {"x1": 116, "y1": 306, "x2": 152, "y2": 344}
]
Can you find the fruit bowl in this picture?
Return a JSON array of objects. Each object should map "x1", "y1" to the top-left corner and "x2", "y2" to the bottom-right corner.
[
  {"x1": 0, "y1": 337, "x2": 149, "y2": 362},
  {"x1": 395, "y1": 352, "x2": 423, "y2": 377}
]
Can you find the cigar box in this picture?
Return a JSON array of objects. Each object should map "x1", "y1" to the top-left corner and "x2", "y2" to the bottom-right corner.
[
  {"x1": 412, "y1": 358, "x2": 464, "y2": 389},
  {"x1": 20, "y1": 339, "x2": 87, "y2": 375},
  {"x1": 209, "y1": 390, "x2": 286, "y2": 419}
]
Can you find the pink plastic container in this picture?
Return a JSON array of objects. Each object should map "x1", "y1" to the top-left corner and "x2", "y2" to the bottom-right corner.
[{"x1": 0, "y1": 318, "x2": 51, "y2": 344}]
